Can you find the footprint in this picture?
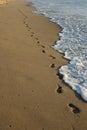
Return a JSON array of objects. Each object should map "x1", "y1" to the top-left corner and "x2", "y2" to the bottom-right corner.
[
  {"x1": 50, "y1": 63, "x2": 55, "y2": 68},
  {"x1": 37, "y1": 41, "x2": 40, "y2": 44},
  {"x1": 29, "y1": 27, "x2": 31, "y2": 29},
  {"x1": 50, "y1": 55, "x2": 56, "y2": 59},
  {"x1": 31, "y1": 34, "x2": 33, "y2": 37},
  {"x1": 31, "y1": 32, "x2": 34, "y2": 34},
  {"x1": 9, "y1": 125, "x2": 12, "y2": 128},
  {"x1": 35, "y1": 37, "x2": 39, "y2": 40},
  {"x1": 42, "y1": 50, "x2": 45, "y2": 53},
  {"x1": 68, "y1": 103, "x2": 80, "y2": 114},
  {"x1": 24, "y1": 106, "x2": 26, "y2": 110},
  {"x1": 25, "y1": 24, "x2": 28, "y2": 27},
  {"x1": 57, "y1": 85, "x2": 63, "y2": 94},
  {"x1": 23, "y1": 21, "x2": 25, "y2": 24},
  {"x1": 32, "y1": 90, "x2": 34, "y2": 92},
  {"x1": 41, "y1": 45, "x2": 45, "y2": 48},
  {"x1": 18, "y1": 94, "x2": 20, "y2": 97},
  {"x1": 56, "y1": 69, "x2": 63, "y2": 80}
]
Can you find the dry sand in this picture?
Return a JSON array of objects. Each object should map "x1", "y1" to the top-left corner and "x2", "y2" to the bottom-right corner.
[
  {"x1": 0, "y1": 0, "x2": 7, "y2": 4},
  {"x1": 0, "y1": 0, "x2": 87, "y2": 130}
]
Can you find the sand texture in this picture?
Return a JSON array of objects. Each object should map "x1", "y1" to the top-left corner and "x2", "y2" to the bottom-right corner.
[
  {"x1": 0, "y1": 0, "x2": 7, "y2": 4},
  {"x1": 0, "y1": 0, "x2": 87, "y2": 130}
]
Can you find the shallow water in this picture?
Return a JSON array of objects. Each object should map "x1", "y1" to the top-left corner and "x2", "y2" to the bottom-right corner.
[{"x1": 28, "y1": 0, "x2": 87, "y2": 101}]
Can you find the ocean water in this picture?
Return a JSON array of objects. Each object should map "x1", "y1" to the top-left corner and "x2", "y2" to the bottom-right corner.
[{"x1": 28, "y1": 0, "x2": 87, "y2": 101}]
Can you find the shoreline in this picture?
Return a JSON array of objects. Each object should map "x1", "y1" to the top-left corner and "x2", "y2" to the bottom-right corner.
[
  {"x1": 0, "y1": 0, "x2": 87, "y2": 130},
  {"x1": 29, "y1": 1, "x2": 86, "y2": 102}
]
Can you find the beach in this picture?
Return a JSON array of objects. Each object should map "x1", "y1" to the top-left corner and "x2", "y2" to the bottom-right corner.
[{"x1": 0, "y1": 0, "x2": 87, "y2": 130}]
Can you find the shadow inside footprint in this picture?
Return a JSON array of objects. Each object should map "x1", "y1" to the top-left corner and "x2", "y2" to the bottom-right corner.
[
  {"x1": 50, "y1": 55, "x2": 56, "y2": 59},
  {"x1": 25, "y1": 24, "x2": 28, "y2": 27},
  {"x1": 56, "y1": 68, "x2": 63, "y2": 80},
  {"x1": 31, "y1": 34, "x2": 33, "y2": 37},
  {"x1": 57, "y1": 85, "x2": 63, "y2": 94},
  {"x1": 68, "y1": 103, "x2": 80, "y2": 114},
  {"x1": 31, "y1": 32, "x2": 34, "y2": 34},
  {"x1": 35, "y1": 37, "x2": 39, "y2": 40},
  {"x1": 37, "y1": 41, "x2": 40, "y2": 44},
  {"x1": 9, "y1": 125, "x2": 12, "y2": 128},
  {"x1": 42, "y1": 50, "x2": 45, "y2": 53},
  {"x1": 50, "y1": 63, "x2": 55, "y2": 68},
  {"x1": 41, "y1": 45, "x2": 45, "y2": 48}
]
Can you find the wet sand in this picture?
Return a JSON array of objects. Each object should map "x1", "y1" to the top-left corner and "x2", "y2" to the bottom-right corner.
[{"x1": 0, "y1": 0, "x2": 87, "y2": 130}]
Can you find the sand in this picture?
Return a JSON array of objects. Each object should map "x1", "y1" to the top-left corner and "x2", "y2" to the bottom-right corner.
[
  {"x1": 0, "y1": 0, "x2": 6, "y2": 4},
  {"x1": 0, "y1": 0, "x2": 87, "y2": 130}
]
